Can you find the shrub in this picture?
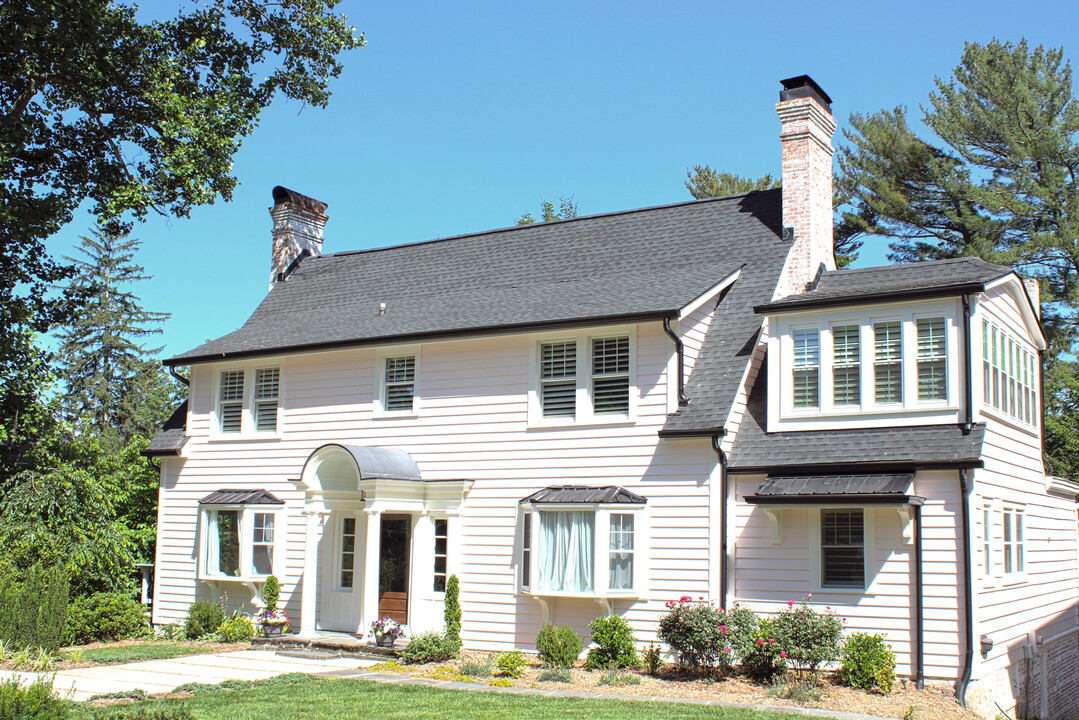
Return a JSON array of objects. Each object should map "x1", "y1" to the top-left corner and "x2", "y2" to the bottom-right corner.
[
  {"x1": 657, "y1": 597, "x2": 757, "y2": 674},
  {"x1": 63, "y1": 592, "x2": 148, "y2": 645},
  {"x1": 642, "y1": 642, "x2": 663, "y2": 675},
  {"x1": 597, "y1": 669, "x2": 641, "y2": 686},
  {"x1": 837, "y1": 632, "x2": 897, "y2": 694},
  {"x1": 584, "y1": 615, "x2": 638, "y2": 669},
  {"x1": 0, "y1": 676, "x2": 69, "y2": 720},
  {"x1": 538, "y1": 667, "x2": 572, "y2": 683},
  {"x1": 444, "y1": 574, "x2": 462, "y2": 652},
  {"x1": 263, "y1": 575, "x2": 280, "y2": 613},
  {"x1": 457, "y1": 655, "x2": 495, "y2": 678},
  {"x1": 184, "y1": 599, "x2": 225, "y2": 639},
  {"x1": 535, "y1": 623, "x2": 583, "y2": 668},
  {"x1": 771, "y1": 596, "x2": 844, "y2": 674},
  {"x1": 0, "y1": 563, "x2": 70, "y2": 653},
  {"x1": 740, "y1": 618, "x2": 787, "y2": 682},
  {"x1": 398, "y1": 631, "x2": 457, "y2": 664},
  {"x1": 495, "y1": 649, "x2": 527, "y2": 678},
  {"x1": 218, "y1": 613, "x2": 254, "y2": 642}
]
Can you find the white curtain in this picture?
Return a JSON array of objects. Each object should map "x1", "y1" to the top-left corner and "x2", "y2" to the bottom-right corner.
[
  {"x1": 205, "y1": 510, "x2": 220, "y2": 575},
  {"x1": 539, "y1": 511, "x2": 594, "y2": 592}
]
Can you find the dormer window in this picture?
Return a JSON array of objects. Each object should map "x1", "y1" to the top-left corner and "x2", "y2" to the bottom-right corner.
[
  {"x1": 873, "y1": 321, "x2": 902, "y2": 404},
  {"x1": 831, "y1": 325, "x2": 860, "y2": 406},
  {"x1": 792, "y1": 329, "x2": 820, "y2": 408}
]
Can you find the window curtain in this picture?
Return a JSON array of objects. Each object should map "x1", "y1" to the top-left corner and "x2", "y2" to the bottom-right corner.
[
  {"x1": 205, "y1": 510, "x2": 220, "y2": 575},
  {"x1": 539, "y1": 511, "x2": 594, "y2": 592}
]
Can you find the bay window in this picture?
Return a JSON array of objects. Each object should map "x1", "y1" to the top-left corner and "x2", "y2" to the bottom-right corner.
[
  {"x1": 518, "y1": 486, "x2": 646, "y2": 597},
  {"x1": 982, "y1": 319, "x2": 1038, "y2": 428}
]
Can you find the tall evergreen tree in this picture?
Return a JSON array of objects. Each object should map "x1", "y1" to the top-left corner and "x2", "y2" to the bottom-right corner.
[
  {"x1": 838, "y1": 39, "x2": 1079, "y2": 477},
  {"x1": 56, "y1": 228, "x2": 171, "y2": 448},
  {"x1": 516, "y1": 195, "x2": 579, "y2": 225}
]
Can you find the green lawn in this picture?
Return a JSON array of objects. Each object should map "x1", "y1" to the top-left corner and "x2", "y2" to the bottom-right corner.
[
  {"x1": 67, "y1": 642, "x2": 220, "y2": 665},
  {"x1": 70, "y1": 674, "x2": 841, "y2": 720}
]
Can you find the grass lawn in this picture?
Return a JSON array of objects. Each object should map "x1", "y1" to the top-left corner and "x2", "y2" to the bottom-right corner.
[
  {"x1": 66, "y1": 642, "x2": 223, "y2": 665},
  {"x1": 70, "y1": 674, "x2": 841, "y2": 720}
]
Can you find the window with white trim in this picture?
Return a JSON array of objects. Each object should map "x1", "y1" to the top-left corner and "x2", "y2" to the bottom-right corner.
[
  {"x1": 983, "y1": 319, "x2": 1038, "y2": 427},
  {"x1": 214, "y1": 366, "x2": 281, "y2": 435},
  {"x1": 1003, "y1": 505, "x2": 1025, "y2": 575},
  {"x1": 340, "y1": 517, "x2": 356, "y2": 589},
  {"x1": 199, "y1": 506, "x2": 281, "y2": 580},
  {"x1": 532, "y1": 330, "x2": 635, "y2": 424},
  {"x1": 916, "y1": 317, "x2": 946, "y2": 401},
  {"x1": 832, "y1": 325, "x2": 860, "y2": 407},
  {"x1": 433, "y1": 518, "x2": 448, "y2": 592},
  {"x1": 982, "y1": 501, "x2": 993, "y2": 578},
  {"x1": 873, "y1": 321, "x2": 902, "y2": 404},
  {"x1": 383, "y1": 356, "x2": 416, "y2": 412},
  {"x1": 820, "y1": 509, "x2": 865, "y2": 589},
  {"x1": 518, "y1": 503, "x2": 645, "y2": 596}
]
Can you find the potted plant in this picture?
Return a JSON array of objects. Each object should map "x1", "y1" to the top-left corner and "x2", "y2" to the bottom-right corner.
[
  {"x1": 370, "y1": 616, "x2": 403, "y2": 647},
  {"x1": 257, "y1": 575, "x2": 290, "y2": 637}
]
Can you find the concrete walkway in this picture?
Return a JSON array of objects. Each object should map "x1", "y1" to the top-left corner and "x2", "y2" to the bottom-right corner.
[{"x1": 0, "y1": 649, "x2": 379, "y2": 702}]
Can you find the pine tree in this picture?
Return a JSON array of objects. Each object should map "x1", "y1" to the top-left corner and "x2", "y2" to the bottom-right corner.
[
  {"x1": 839, "y1": 39, "x2": 1079, "y2": 477},
  {"x1": 56, "y1": 227, "x2": 171, "y2": 448}
]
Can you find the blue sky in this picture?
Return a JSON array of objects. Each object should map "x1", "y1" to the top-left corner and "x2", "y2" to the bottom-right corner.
[{"x1": 44, "y1": 0, "x2": 1079, "y2": 358}]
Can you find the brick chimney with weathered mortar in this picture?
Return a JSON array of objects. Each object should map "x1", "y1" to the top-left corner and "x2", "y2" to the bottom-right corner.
[
  {"x1": 269, "y1": 186, "x2": 328, "y2": 290},
  {"x1": 774, "y1": 75, "x2": 836, "y2": 298}
]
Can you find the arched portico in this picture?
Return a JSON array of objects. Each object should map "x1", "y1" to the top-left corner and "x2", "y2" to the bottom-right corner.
[{"x1": 292, "y1": 444, "x2": 471, "y2": 638}]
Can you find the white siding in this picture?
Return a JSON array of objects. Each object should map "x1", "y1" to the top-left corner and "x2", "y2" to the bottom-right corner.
[
  {"x1": 154, "y1": 322, "x2": 721, "y2": 650},
  {"x1": 679, "y1": 301, "x2": 715, "y2": 383}
]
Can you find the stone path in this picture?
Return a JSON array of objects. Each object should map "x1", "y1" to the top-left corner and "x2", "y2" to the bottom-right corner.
[{"x1": 0, "y1": 649, "x2": 378, "y2": 702}]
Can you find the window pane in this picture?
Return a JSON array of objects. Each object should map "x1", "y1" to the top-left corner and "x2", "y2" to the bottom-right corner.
[
  {"x1": 592, "y1": 336, "x2": 630, "y2": 415},
  {"x1": 593, "y1": 376, "x2": 629, "y2": 414},
  {"x1": 254, "y1": 401, "x2": 278, "y2": 432},
  {"x1": 541, "y1": 341, "x2": 577, "y2": 418},
  {"x1": 832, "y1": 325, "x2": 860, "y2": 406},
  {"x1": 216, "y1": 510, "x2": 240, "y2": 576},
  {"x1": 340, "y1": 517, "x2": 356, "y2": 589},
  {"x1": 521, "y1": 512, "x2": 532, "y2": 588},
  {"x1": 434, "y1": 517, "x2": 448, "y2": 592},
  {"x1": 384, "y1": 356, "x2": 415, "y2": 412},
  {"x1": 220, "y1": 402, "x2": 242, "y2": 433},
  {"x1": 220, "y1": 370, "x2": 245, "y2": 401},
  {"x1": 792, "y1": 329, "x2": 819, "y2": 409},
  {"x1": 538, "y1": 511, "x2": 594, "y2": 592},
  {"x1": 821, "y1": 509, "x2": 864, "y2": 588},
  {"x1": 592, "y1": 337, "x2": 629, "y2": 375},
  {"x1": 255, "y1": 368, "x2": 279, "y2": 399},
  {"x1": 609, "y1": 514, "x2": 633, "y2": 590},
  {"x1": 252, "y1": 544, "x2": 273, "y2": 575},
  {"x1": 917, "y1": 318, "x2": 947, "y2": 401},
  {"x1": 874, "y1": 322, "x2": 902, "y2": 404}
]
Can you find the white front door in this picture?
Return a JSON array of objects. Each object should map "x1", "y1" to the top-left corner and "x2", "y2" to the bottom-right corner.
[{"x1": 319, "y1": 512, "x2": 364, "y2": 632}]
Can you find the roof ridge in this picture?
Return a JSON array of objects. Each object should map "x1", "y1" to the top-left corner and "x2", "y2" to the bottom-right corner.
[{"x1": 317, "y1": 189, "x2": 781, "y2": 261}]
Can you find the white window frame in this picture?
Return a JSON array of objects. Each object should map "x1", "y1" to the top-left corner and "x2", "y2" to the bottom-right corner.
[
  {"x1": 808, "y1": 507, "x2": 877, "y2": 594},
  {"x1": 771, "y1": 303, "x2": 959, "y2": 428},
  {"x1": 980, "y1": 317, "x2": 1039, "y2": 431},
  {"x1": 210, "y1": 362, "x2": 284, "y2": 439},
  {"x1": 517, "y1": 502, "x2": 647, "y2": 598},
  {"x1": 528, "y1": 326, "x2": 637, "y2": 426},
  {"x1": 980, "y1": 498, "x2": 1028, "y2": 587},
  {"x1": 1002, "y1": 504, "x2": 1026, "y2": 580},
  {"x1": 197, "y1": 504, "x2": 283, "y2": 582},
  {"x1": 375, "y1": 346, "x2": 420, "y2": 417}
]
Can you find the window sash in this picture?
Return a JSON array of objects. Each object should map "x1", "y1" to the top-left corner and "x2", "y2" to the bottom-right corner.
[
  {"x1": 434, "y1": 518, "x2": 448, "y2": 592},
  {"x1": 609, "y1": 514, "x2": 634, "y2": 590},
  {"x1": 383, "y1": 356, "x2": 416, "y2": 412},
  {"x1": 832, "y1": 325, "x2": 860, "y2": 406},
  {"x1": 340, "y1": 517, "x2": 356, "y2": 589},
  {"x1": 916, "y1": 318, "x2": 947, "y2": 401},
  {"x1": 209, "y1": 510, "x2": 241, "y2": 577},
  {"x1": 540, "y1": 341, "x2": 577, "y2": 418},
  {"x1": 521, "y1": 512, "x2": 532, "y2": 589},
  {"x1": 821, "y1": 509, "x2": 864, "y2": 588},
  {"x1": 219, "y1": 370, "x2": 245, "y2": 433},
  {"x1": 538, "y1": 511, "x2": 594, "y2": 593},
  {"x1": 592, "y1": 337, "x2": 630, "y2": 415},
  {"x1": 873, "y1": 322, "x2": 902, "y2": 404},
  {"x1": 792, "y1": 329, "x2": 820, "y2": 409},
  {"x1": 251, "y1": 513, "x2": 274, "y2": 576}
]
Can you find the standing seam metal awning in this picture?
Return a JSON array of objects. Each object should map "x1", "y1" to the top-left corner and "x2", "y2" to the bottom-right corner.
[
  {"x1": 744, "y1": 472, "x2": 923, "y2": 505},
  {"x1": 199, "y1": 489, "x2": 285, "y2": 505},
  {"x1": 520, "y1": 485, "x2": 647, "y2": 504}
]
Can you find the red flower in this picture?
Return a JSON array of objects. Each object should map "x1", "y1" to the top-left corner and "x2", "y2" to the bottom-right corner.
[
  {"x1": 680, "y1": 595, "x2": 693, "y2": 603},
  {"x1": 787, "y1": 599, "x2": 795, "y2": 607},
  {"x1": 756, "y1": 638, "x2": 764, "y2": 645},
  {"x1": 769, "y1": 638, "x2": 776, "y2": 644},
  {"x1": 724, "y1": 646, "x2": 732, "y2": 653},
  {"x1": 780, "y1": 651, "x2": 787, "y2": 658},
  {"x1": 698, "y1": 596, "x2": 704, "y2": 600},
  {"x1": 665, "y1": 600, "x2": 676, "y2": 609}
]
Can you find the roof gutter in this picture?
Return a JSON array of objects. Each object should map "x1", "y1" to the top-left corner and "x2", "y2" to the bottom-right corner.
[
  {"x1": 754, "y1": 282, "x2": 987, "y2": 314},
  {"x1": 168, "y1": 365, "x2": 189, "y2": 386},
  {"x1": 164, "y1": 309, "x2": 678, "y2": 367},
  {"x1": 726, "y1": 459, "x2": 984, "y2": 475},
  {"x1": 662, "y1": 317, "x2": 690, "y2": 406}
]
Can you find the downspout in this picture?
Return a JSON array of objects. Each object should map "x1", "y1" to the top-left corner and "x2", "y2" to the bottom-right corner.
[
  {"x1": 913, "y1": 501, "x2": 924, "y2": 689},
  {"x1": 662, "y1": 317, "x2": 690, "y2": 407},
  {"x1": 956, "y1": 467, "x2": 975, "y2": 707},
  {"x1": 711, "y1": 434, "x2": 728, "y2": 612},
  {"x1": 169, "y1": 366, "x2": 190, "y2": 387},
  {"x1": 961, "y1": 294, "x2": 973, "y2": 434}
]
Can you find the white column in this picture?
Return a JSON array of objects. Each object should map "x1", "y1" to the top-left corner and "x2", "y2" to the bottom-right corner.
[
  {"x1": 362, "y1": 510, "x2": 382, "y2": 637},
  {"x1": 299, "y1": 510, "x2": 324, "y2": 636}
]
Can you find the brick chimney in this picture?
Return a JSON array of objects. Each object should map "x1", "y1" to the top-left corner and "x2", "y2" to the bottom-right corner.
[
  {"x1": 270, "y1": 186, "x2": 328, "y2": 290},
  {"x1": 775, "y1": 75, "x2": 836, "y2": 297}
]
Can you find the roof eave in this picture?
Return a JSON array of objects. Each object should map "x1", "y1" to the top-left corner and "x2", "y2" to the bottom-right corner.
[
  {"x1": 165, "y1": 309, "x2": 680, "y2": 367},
  {"x1": 727, "y1": 459, "x2": 984, "y2": 474},
  {"x1": 753, "y1": 282, "x2": 988, "y2": 314}
]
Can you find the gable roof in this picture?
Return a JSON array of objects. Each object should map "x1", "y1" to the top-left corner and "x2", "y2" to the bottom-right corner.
[
  {"x1": 167, "y1": 191, "x2": 787, "y2": 365},
  {"x1": 755, "y1": 257, "x2": 1014, "y2": 313}
]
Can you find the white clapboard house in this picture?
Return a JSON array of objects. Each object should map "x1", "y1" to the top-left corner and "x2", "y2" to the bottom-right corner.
[{"x1": 145, "y1": 76, "x2": 1079, "y2": 717}]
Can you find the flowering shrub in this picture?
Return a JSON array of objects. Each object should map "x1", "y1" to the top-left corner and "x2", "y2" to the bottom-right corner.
[
  {"x1": 740, "y1": 618, "x2": 787, "y2": 681},
  {"x1": 771, "y1": 596, "x2": 844, "y2": 674},
  {"x1": 657, "y1": 597, "x2": 758, "y2": 674},
  {"x1": 256, "y1": 608, "x2": 290, "y2": 632},
  {"x1": 370, "y1": 615, "x2": 403, "y2": 640}
]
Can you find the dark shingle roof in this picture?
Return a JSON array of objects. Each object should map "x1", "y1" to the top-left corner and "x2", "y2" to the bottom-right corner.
[
  {"x1": 728, "y1": 358, "x2": 986, "y2": 471},
  {"x1": 755, "y1": 257, "x2": 1014, "y2": 313},
  {"x1": 199, "y1": 489, "x2": 285, "y2": 505},
  {"x1": 521, "y1": 486, "x2": 648, "y2": 504},
  {"x1": 168, "y1": 191, "x2": 787, "y2": 364},
  {"x1": 142, "y1": 401, "x2": 188, "y2": 457}
]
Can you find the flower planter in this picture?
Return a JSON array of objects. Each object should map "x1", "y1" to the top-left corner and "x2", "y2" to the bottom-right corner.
[
  {"x1": 376, "y1": 634, "x2": 394, "y2": 647},
  {"x1": 264, "y1": 624, "x2": 284, "y2": 638}
]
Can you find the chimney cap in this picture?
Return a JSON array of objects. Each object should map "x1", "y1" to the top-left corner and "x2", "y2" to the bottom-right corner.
[
  {"x1": 272, "y1": 186, "x2": 328, "y2": 214},
  {"x1": 779, "y1": 75, "x2": 832, "y2": 111}
]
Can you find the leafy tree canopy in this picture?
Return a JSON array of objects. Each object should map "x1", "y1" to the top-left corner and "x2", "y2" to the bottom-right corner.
[{"x1": 516, "y1": 195, "x2": 579, "y2": 225}]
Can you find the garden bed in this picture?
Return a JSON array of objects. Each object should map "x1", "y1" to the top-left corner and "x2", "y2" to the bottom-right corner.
[{"x1": 386, "y1": 653, "x2": 983, "y2": 720}]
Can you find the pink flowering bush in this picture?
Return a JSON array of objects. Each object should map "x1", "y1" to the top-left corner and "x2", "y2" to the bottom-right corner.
[
  {"x1": 657, "y1": 597, "x2": 757, "y2": 675},
  {"x1": 740, "y1": 617, "x2": 787, "y2": 681},
  {"x1": 771, "y1": 595, "x2": 844, "y2": 675}
]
